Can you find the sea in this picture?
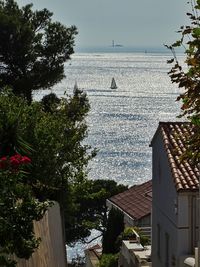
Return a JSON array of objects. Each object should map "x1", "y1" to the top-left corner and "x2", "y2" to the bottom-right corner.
[{"x1": 35, "y1": 47, "x2": 184, "y2": 260}]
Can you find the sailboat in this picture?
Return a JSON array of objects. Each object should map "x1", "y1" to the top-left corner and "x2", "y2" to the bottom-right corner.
[{"x1": 110, "y1": 77, "x2": 117, "y2": 89}]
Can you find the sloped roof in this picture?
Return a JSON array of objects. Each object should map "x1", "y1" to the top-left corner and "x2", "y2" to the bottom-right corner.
[
  {"x1": 108, "y1": 180, "x2": 152, "y2": 220},
  {"x1": 151, "y1": 122, "x2": 199, "y2": 192}
]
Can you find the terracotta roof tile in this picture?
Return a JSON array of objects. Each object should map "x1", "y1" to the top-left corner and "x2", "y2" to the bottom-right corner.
[
  {"x1": 156, "y1": 122, "x2": 199, "y2": 192},
  {"x1": 108, "y1": 180, "x2": 152, "y2": 220}
]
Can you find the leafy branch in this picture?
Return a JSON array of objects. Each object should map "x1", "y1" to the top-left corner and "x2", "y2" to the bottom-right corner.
[{"x1": 166, "y1": 0, "x2": 200, "y2": 164}]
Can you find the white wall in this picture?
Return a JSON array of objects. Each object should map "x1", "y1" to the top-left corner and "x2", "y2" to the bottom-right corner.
[
  {"x1": 106, "y1": 200, "x2": 151, "y2": 228},
  {"x1": 151, "y1": 130, "x2": 198, "y2": 267},
  {"x1": 151, "y1": 131, "x2": 178, "y2": 267},
  {"x1": 176, "y1": 193, "x2": 198, "y2": 266}
]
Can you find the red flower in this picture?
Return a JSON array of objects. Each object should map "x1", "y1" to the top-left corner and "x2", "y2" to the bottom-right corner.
[
  {"x1": 0, "y1": 153, "x2": 31, "y2": 171},
  {"x1": 10, "y1": 155, "x2": 21, "y2": 168},
  {"x1": 21, "y1": 156, "x2": 31, "y2": 164},
  {"x1": 13, "y1": 154, "x2": 22, "y2": 161}
]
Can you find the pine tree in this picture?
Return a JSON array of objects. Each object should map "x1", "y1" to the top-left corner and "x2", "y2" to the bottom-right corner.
[
  {"x1": 102, "y1": 208, "x2": 124, "y2": 254},
  {"x1": 0, "y1": 0, "x2": 77, "y2": 103}
]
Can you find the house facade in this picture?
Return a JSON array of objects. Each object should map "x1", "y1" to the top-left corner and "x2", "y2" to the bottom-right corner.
[{"x1": 150, "y1": 122, "x2": 199, "y2": 267}]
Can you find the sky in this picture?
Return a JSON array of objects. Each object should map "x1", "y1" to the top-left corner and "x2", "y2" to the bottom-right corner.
[{"x1": 16, "y1": 0, "x2": 189, "y2": 50}]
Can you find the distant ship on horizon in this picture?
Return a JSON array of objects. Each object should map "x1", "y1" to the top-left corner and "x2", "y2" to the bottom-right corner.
[{"x1": 112, "y1": 40, "x2": 123, "y2": 48}]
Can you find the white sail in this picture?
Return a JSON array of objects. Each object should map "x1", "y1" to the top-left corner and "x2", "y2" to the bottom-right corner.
[{"x1": 110, "y1": 77, "x2": 117, "y2": 89}]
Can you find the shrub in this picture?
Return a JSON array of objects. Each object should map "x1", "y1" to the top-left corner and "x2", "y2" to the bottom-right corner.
[{"x1": 99, "y1": 254, "x2": 118, "y2": 267}]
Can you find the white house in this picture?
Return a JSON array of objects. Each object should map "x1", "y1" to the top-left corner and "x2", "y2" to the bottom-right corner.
[
  {"x1": 107, "y1": 180, "x2": 152, "y2": 238},
  {"x1": 150, "y1": 122, "x2": 199, "y2": 267}
]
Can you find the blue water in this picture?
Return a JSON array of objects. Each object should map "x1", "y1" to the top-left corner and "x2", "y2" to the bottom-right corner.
[
  {"x1": 36, "y1": 52, "x2": 182, "y2": 186},
  {"x1": 35, "y1": 51, "x2": 183, "y2": 259}
]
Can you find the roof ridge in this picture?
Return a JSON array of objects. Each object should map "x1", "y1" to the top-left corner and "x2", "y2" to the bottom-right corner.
[{"x1": 159, "y1": 121, "x2": 190, "y2": 125}]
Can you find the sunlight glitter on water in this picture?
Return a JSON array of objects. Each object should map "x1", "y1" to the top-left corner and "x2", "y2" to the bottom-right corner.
[{"x1": 35, "y1": 52, "x2": 183, "y2": 186}]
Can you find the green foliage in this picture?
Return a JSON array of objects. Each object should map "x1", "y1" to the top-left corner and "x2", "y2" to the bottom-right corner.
[
  {"x1": 99, "y1": 254, "x2": 119, "y2": 267},
  {"x1": 122, "y1": 227, "x2": 136, "y2": 239},
  {"x1": 41, "y1": 93, "x2": 60, "y2": 113},
  {"x1": 167, "y1": 0, "x2": 200, "y2": 164},
  {"x1": 0, "y1": 89, "x2": 95, "y2": 263},
  {"x1": 0, "y1": 89, "x2": 93, "y2": 201},
  {"x1": 123, "y1": 227, "x2": 150, "y2": 246},
  {"x1": 0, "y1": 0, "x2": 77, "y2": 103},
  {"x1": 65, "y1": 179, "x2": 127, "y2": 245},
  {"x1": 140, "y1": 235, "x2": 150, "y2": 247},
  {"x1": 0, "y1": 144, "x2": 50, "y2": 266},
  {"x1": 102, "y1": 208, "x2": 124, "y2": 254}
]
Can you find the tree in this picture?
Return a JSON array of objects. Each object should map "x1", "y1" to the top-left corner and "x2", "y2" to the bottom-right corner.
[
  {"x1": 102, "y1": 207, "x2": 124, "y2": 254},
  {"x1": 65, "y1": 179, "x2": 127, "y2": 245},
  {"x1": 0, "y1": 89, "x2": 93, "y2": 201},
  {"x1": 0, "y1": 120, "x2": 50, "y2": 266},
  {"x1": 0, "y1": 89, "x2": 95, "y2": 262},
  {"x1": 166, "y1": 0, "x2": 200, "y2": 163},
  {"x1": 0, "y1": 0, "x2": 77, "y2": 103}
]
